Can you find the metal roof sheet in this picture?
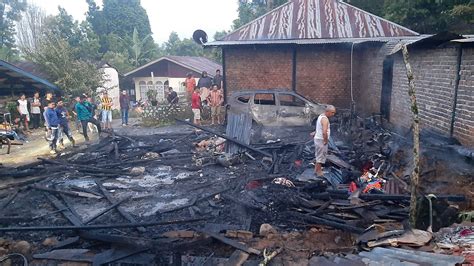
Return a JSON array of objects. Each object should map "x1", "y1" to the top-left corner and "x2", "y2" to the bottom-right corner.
[
  {"x1": 125, "y1": 56, "x2": 221, "y2": 77},
  {"x1": 205, "y1": 36, "x2": 423, "y2": 47},
  {"x1": 219, "y1": 0, "x2": 418, "y2": 44},
  {"x1": 0, "y1": 59, "x2": 60, "y2": 93}
]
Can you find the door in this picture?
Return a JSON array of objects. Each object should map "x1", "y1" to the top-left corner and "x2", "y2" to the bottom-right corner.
[
  {"x1": 251, "y1": 93, "x2": 278, "y2": 125},
  {"x1": 277, "y1": 93, "x2": 310, "y2": 126},
  {"x1": 381, "y1": 57, "x2": 394, "y2": 120}
]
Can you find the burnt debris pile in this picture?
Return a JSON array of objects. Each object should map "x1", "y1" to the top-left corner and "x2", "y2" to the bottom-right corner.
[{"x1": 0, "y1": 117, "x2": 470, "y2": 265}]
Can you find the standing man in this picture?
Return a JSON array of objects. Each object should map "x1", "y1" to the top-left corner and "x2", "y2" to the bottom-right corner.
[
  {"x1": 191, "y1": 87, "x2": 201, "y2": 126},
  {"x1": 100, "y1": 91, "x2": 113, "y2": 130},
  {"x1": 44, "y1": 101, "x2": 60, "y2": 154},
  {"x1": 312, "y1": 105, "x2": 336, "y2": 177},
  {"x1": 55, "y1": 100, "x2": 76, "y2": 147},
  {"x1": 119, "y1": 90, "x2": 130, "y2": 126},
  {"x1": 75, "y1": 95, "x2": 101, "y2": 141},
  {"x1": 197, "y1": 71, "x2": 212, "y2": 105},
  {"x1": 30, "y1": 92, "x2": 42, "y2": 129},
  {"x1": 184, "y1": 73, "x2": 196, "y2": 102},
  {"x1": 207, "y1": 84, "x2": 223, "y2": 125},
  {"x1": 16, "y1": 93, "x2": 31, "y2": 132},
  {"x1": 213, "y1": 69, "x2": 223, "y2": 89},
  {"x1": 41, "y1": 91, "x2": 54, "y2": 125},
  {"x1": 167, "y1": 87, "x2": 178, "y2": 105}
]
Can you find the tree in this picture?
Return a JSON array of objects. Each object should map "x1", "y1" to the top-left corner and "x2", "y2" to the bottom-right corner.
[
  {"x1": 25, "y1": 33, "x2": 103, "y2": 96},
  {"x1": 343, "y1": 0, "x2": 474, "y2": 34},
  {"x1": 16, "y1": 4, "x2": 46, "y2": 55},
  {"x1": 0, "y1": 0, "x2": 26, "y2": 60},
  {"x1": 232, "y1": 0, "x2": 288, "y2": 29}
]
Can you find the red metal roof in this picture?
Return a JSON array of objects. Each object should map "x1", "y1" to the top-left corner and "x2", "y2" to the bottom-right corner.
[{"x1": 222, "y1": 0, "x2": 418, "y2": 42}]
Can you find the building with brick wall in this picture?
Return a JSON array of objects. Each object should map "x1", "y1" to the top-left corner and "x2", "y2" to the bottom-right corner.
[{"x1": 206, "y1": 0, "x2": 474, "y2": 147}]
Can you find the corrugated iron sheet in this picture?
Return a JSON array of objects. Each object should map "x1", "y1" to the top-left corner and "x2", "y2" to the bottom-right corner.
[
  {"x1": 222, "y1": 0, "x2": 418, "y2": 42},
  {"x1": 225, "y1": 113, "x2": 253, "y2": 154},
  {"x1": 206, "y1": 36, "x2": 423, "y2": 47}
]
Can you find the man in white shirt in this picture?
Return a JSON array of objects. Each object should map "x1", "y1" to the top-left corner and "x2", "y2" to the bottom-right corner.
[
  {"x1": 16, "y1": 93, "x2": 31, "y2": 132},
  {"x1": 311, "y1": 105, "x2": 336, "y2": 177},
  {"x1": 30, "y1": 91, "x2": 42, "y2": 129}
]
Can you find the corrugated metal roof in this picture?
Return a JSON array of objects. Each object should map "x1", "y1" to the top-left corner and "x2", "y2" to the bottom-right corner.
[
  {"x1": 125, "y1": 56, "x2": 221, "y2": 77},
  {"x1": 206, "y1": 36, "x2": 423, "y2": 47},
  {"x1": 0, "y1": 59, "x2": 60, "y2": 94},
  {"x1": 218, "y1": 0, "x2": 418, "y2": 44}
]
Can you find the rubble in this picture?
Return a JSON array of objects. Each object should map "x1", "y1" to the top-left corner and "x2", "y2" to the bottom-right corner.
[{"x1": 0, "y1": 114, "x2": 472, "y2": 264}]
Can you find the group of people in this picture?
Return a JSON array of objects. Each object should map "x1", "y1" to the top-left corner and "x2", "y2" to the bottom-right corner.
[
  {"x1": 184, "y1": 69, "x2": 224, "y2": 125},
  {"x1": 13, "y1": 89, "x2": 133, "y2": 154}
]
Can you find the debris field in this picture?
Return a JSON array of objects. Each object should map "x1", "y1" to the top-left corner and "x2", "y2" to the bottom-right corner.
[{"x1": 0, "y1": 114, "x2": 472, "y2": 265}]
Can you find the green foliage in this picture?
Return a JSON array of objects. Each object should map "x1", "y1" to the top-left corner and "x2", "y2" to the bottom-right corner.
[
  {"x1": 162, "y1": 32, "x2": 222, "y2": 62},
  {"x1": 233, "y1": 0, "x2": 288, "y2": 29},
  {"x1": 459, "y1": 210, "x2": 474, "y2": 222},
  {"x1": 146, "y1": 89, "x2": 157, "y2": 102},
  {"x1": 344, "y1": 0, "x2": 474, "y2": 34},
  {"x1": 0, "y1": 0, "x2": 27, "y2": 60},
  {"x1": 25, "y1": 32, "x2": 103, "y2": 97}
]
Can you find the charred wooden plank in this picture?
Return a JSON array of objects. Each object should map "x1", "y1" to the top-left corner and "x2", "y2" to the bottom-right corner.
[
  {"x1": 84, "y1": 196, "x2": 130, "y2": 224},
  {"x1": 44, "y1": 193, "x2": 83, "y2": 226},
  {"x1": 0, "y1": 216, "x2": 208, "y2": 232},
  {"x1": 198, "y1": 229, "x2": 261, "y2": 255},
  {"x1": 286, "y1": 211, "x2": 365, "y2": 234},
  {"x1": 96, "y1": 182, "x2": 146, "y2": 233}
]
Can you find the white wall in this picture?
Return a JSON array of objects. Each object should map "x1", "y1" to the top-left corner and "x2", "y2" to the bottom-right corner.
[{"x1": 97, "y1": 66, "x2": 120, "y2": 110}]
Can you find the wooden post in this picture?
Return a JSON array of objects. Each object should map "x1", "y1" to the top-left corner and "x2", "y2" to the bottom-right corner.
[{"x1": 401, "y1": 44, "x2": 420, "y2": 227}]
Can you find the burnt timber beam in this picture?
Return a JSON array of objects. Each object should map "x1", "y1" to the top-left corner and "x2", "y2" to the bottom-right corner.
[
  {"x1": 0, "y1": 217, "x2": 208, "y2": 232},
  {"x1": 176, "y1": 119, "x2": 272, "y2": 158},
  {"x1": 96, "y1": 182, "x2": 146, "y2": 232},
  {"x1": 197, "y1": 229, "x2": 261, "y2": 255}
]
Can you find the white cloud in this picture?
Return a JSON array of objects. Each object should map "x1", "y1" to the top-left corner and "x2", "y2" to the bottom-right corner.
[{"x1": 28, "y1": 0, "x2": 238, "y2": 44}]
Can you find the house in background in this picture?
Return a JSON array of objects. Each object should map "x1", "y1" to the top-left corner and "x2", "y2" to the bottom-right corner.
[
  {"x1": 1, "y1": 60, "x2": 60, "y2": 96},
  {"x1": 206, "y1": 0, "x2": 474, "y2": 147},
  {"x1": 124, "y1": 56, "x2": 222, "y2": 102},
  {"x1": 96, "y1": 62, "x2": 121, "y2": 110}
]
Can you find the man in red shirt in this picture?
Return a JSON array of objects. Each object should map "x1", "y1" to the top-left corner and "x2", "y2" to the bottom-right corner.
[
  {"x1": 207, "y1": 84, "x2": 224, "y2": 125},
  {"x1": 191, "y1": 87, "x2": 201, "y2": 125},
  {"x1": 184, "y1": 73, "x2": 196, "y2": 102}
]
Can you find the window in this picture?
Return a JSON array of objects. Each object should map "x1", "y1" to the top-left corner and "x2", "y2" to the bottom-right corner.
[
  {"x1": 139, "y1": 81, "x2": 147, "y2": 101},
  {"x1": 237, "y1": 95, "x2": 251, "y2": 103},
  {"x1": 279, "y1": 94, "x2": 306, "y2": 107},
  {"x1": 155, "y1": 81, "x2": 164, "y2": 100},
  {"x1": 254, "y1": 93, "x2": 275, "y2": 105}
]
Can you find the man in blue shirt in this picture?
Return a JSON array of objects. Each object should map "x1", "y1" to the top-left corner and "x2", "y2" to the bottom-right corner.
[
  {"x1": 56, "y1": 100, "x2": 76, "y2": 148},
  {"x1": 44, "y1": 101, "x2": 61, "y2": 154}
]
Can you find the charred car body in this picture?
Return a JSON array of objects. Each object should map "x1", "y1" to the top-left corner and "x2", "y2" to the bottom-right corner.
[{"x1": 226, "y1": 90, "x2": 326, "y2": 126}]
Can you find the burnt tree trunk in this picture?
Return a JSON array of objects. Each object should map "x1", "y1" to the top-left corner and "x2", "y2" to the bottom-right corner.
[{"x1": 401, "y1": 44, "x2": 421, "y2": 227}]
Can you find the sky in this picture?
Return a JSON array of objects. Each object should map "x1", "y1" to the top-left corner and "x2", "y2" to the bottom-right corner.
[{"x1": 28, "y1": 0, "x2": 239, "y2": 44}]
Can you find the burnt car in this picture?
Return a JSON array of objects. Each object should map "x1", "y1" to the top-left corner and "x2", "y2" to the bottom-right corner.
[{"x1": 227, "y1": 90, "x2": 326, "y2": 126}]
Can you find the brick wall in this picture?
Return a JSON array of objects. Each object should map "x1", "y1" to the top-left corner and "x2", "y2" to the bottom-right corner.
[
  {"x1": 295, "y1": 46, "x2": 351, "y2": 108},
  {"x1": 224, "y1": 45, "x2": 353, "y2": 108},
  {"x1": 390, "y1": 47, "x2": 458, "y2": 136},
  {"x1": 453, "y1": 48, "x2": 474, "y2": 146},
  {"x1": 354, "y1": 44, "x2": 386, "y2": 114},
  {"x1": 225, "y1": 46, "x2": 293, "y2": 96}
]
